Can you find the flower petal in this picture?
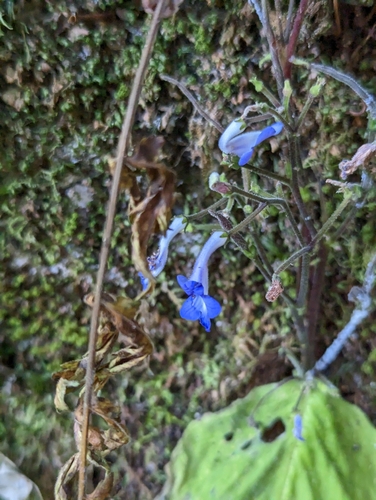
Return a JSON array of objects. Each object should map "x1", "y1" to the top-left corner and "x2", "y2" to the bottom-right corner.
[
  {"x1": 218, "y1": 119, "x2": 246, "y2": 153},
  {"x1": 202, "y1": 295, "x2": 222, "y2": 318},
  {"x1": 138, "y1": 272, "x2": 149, "y2": 291},
  {"x1": 177, "y1": 275, "x2": 204, "y2": 296},
  {"x1": 238, "y1": 149, "x2": 254, "y2": 166},
  {"x1": 223, "y1": 131, "x2": 261, "y2": 156},
  {"x1": 180, "y1": 296, "x2": 202, "y2": 321},
  {"x1": 254, "y1": 122, "x2": 284, "y2": 146},
  {"x1": 199, "y1": 314, "x2": 212, "y2": 332}
]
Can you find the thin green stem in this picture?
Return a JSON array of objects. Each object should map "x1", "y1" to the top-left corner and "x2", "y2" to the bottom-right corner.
[
  {"x1": 228, "y1": 184, "x2": 305, "y2": 247},
  {"x1": 250, "y1": 227, "x2": 274, "y2": 275},
  {"x1": 160, "y1": 74, "x2": 223, "y2": 132},
  {"x1": 185, "y1": 197, "x2": 228, "y2": 221},
  {"x1": 273, "y1": 195, "x2": 353, "y2": 277},
  {"x1": 227, "y1": 203, "x2": 268, "y2": 237},
  {"x1": 296, "y1": 95, "x2": 315, "y2": 131},
  {"x1": 239, "y1": 163, "x2": 292, "y2": 187},
  {"x1": 258, "y1": 85, "x2": 281, "y2": 109},
  {"x1": 241, "y1": 167, "x2": 251, "y2": 193}
]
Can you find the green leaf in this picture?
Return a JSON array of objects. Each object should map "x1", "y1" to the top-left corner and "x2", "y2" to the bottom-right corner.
[{"x1": 157, "y1": 379, "x2": 376, "y2": 500}]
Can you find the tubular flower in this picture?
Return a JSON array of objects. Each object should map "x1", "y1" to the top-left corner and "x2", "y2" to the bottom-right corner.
[
  {"x1": 177, "y1": 231, "x2": 226, "y2": 332},
  {"x1": 219, "y1": 119, "x2": 284, "y2": 166},
  {"x1": 139, "y1": 217, "x2": 186, "y2": 290}
]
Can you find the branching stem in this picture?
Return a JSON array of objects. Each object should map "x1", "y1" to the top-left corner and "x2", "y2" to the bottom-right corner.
[{"x1": 273, "y1": 195, "x2": 353, "y2": 278}]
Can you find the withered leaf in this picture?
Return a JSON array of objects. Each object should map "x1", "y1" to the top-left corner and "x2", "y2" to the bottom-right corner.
[
  {"x1": 339, "y1": 141, "x2": 376, "y2": 179},
  {"x1": 54, "y1": 377, "x2": 82, "y2": 412},
  {"x1": 125, "y1": 136, "x2": 176, "y2": 287},
  {"x1": 86, "y1": 471, "x2": 114, "y2": 500},
  {"x1": 101, "y1": 296, "x2": 152, "y2": 345},
  {"x1": 54, "y1": 453, "x2": 80, "y2": 500}
]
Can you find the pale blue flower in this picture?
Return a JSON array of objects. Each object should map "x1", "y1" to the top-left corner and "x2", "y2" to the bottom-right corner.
[
  {"x1": 139, "y1": 217, "x2": 186, "y2": 290},
  {"x1": 219, "y1": 119, "x2": 284, "y2": 166},
  {"x1": 177, "y1": 231, "x2": 226, "y2": 331}
]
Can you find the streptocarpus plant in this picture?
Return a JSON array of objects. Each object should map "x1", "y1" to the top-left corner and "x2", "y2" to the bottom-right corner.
[{"x1": 142, "y1": 0, "x2": 376, "y2": 374}]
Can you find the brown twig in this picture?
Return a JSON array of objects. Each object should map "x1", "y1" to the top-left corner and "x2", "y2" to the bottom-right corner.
[
  {"x1": 160, "y1": 74, "x2": 224, "y2": 132},
  {"x1": 77, "y1": 1, "x2": 168, "y2": 498},
  {"x1": 284, "y1": 0, "x2": 310, "y2": 80}
]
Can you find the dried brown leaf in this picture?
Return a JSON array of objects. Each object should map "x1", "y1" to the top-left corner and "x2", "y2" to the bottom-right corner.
[
  {"x1": 126, "y1": 137, "x2": 176, "y2": 285},
  {"x1": 86, "y1": 472, "x2": 114, "y2": 500},
  {"x1": 54, "y1": 377, "x2": 82, "y2": 412},
  {"x1": 54, "y1": 453, "x2": 80, "y2": 500},
  {"x1": 339, "y1": 141, "x2": 376, "y2": 179},
  {"x1": 101, "y1": 296, "x2": 153, "y2": 350}
]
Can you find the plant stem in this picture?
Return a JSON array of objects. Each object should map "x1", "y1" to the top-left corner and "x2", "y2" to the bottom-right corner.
[
  {"x1": 288, "y1": 134, "x2": 317, "y2": 240},
  {"x1": 284, "y1": 0, "x2": 310, "y2": 79},
  {"x1": 306, "y1": 242, "x2": 328, "y2": 369},
  {"x1": 240, "y1": 163, "x2": 292, "y2": 187},
  {"x1": 228, "y1": 184, "x2": 305, "y2": 247},
  {"x1": 284, "y1": 0, "x2": 296, "y2": 42},
  {"x1": 250, "y1": 226, "x2": 274, "y2": 275},
  {"x1": 261, "y1": 0, "x2": 285, "y2": 99},
  {"x1": 273, "y1": 195, "x2": 353, "y2": 277},
  {"x1": 185, "y1": 197, "x2": 228, "y2": 221},
  {"x1": 160, "y1": 74, "x2": 224, "y2": 132},
  {"x1": 77, "y1": 2, "x2": 167, "y2": 498},
  {"x1": 296, "y1": 94, "x2": 316, "y2": 131},
  {"x1": 242, "y1": 167, "x2": 251, "y2": 193},
  {"x1": 227, "y1": 203, "x2": 268, "y2": 237},
  {"x1": 297, "y1": 253, "x2": 309, "y2": 308}
]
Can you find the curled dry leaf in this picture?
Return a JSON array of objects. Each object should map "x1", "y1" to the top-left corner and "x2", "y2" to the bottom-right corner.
[
  {"x1": 142, "y1": 0, "x2": 184, "y2": 18},
  {"x1": 86, "y1": 472, "x2": 114, "y2": 500},
  {"x1": 55, "y1": 451, "x2": 114, "y2": 500},
  {"x1": 54, "y1": 453, "x2": 80, "y2": 500},
  {"x1": 75, "y1": 397, "x2": 129, "y2": 454},
  {"x1": 112, "y1": 136, "x2": 176, "y2": 288},
  {"x1": 339, "y1": 141, "x2": 376, "y2": 179}
]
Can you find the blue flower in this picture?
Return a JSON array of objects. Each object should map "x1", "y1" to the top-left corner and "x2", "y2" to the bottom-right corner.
[
  {"x1": 219, "y1": 119, "x2": 284, "y2": 166},
  {"x1": 293, "y1": 414, "x2": 305, "y2": 442},
  {"x1": 177, "y1": 231, "x2": 226, "y2": 331},
  {"x1": 139, "y1": 217, "x2": 186, "y2": 290}
]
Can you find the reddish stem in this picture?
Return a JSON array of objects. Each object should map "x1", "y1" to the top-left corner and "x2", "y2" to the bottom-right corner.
[{"x1": 284, "y1": 0, "x2": 310, "y2": 79}]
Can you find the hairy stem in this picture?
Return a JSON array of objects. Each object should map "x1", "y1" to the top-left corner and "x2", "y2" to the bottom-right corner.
[
  {"x1": 160, "y1": 74, "x2": 224, "y2": 132},
  {"x1": 227, "y1": 203, "x2": 268, "y2": 237},
  {"x1": 228, "y1": 184, "x2": 305, "y2": 246},
  {"x1": 288, "y1": 134, "x2": 317, "y2": 240},
  {"x1": 185, "y1": 197, "x2": 228, "y2": 221},
  {"x1": 239, "y1": 163, "x2": 292, "y2": 187},
  {"x1": 273, "y1": 195, "x2": 353, "y2": 277}
]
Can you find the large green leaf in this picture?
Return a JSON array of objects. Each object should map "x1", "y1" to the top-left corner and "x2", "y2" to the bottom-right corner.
[{"x1": 156, "y1": 379, "x2": 376, "y2": 500}]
